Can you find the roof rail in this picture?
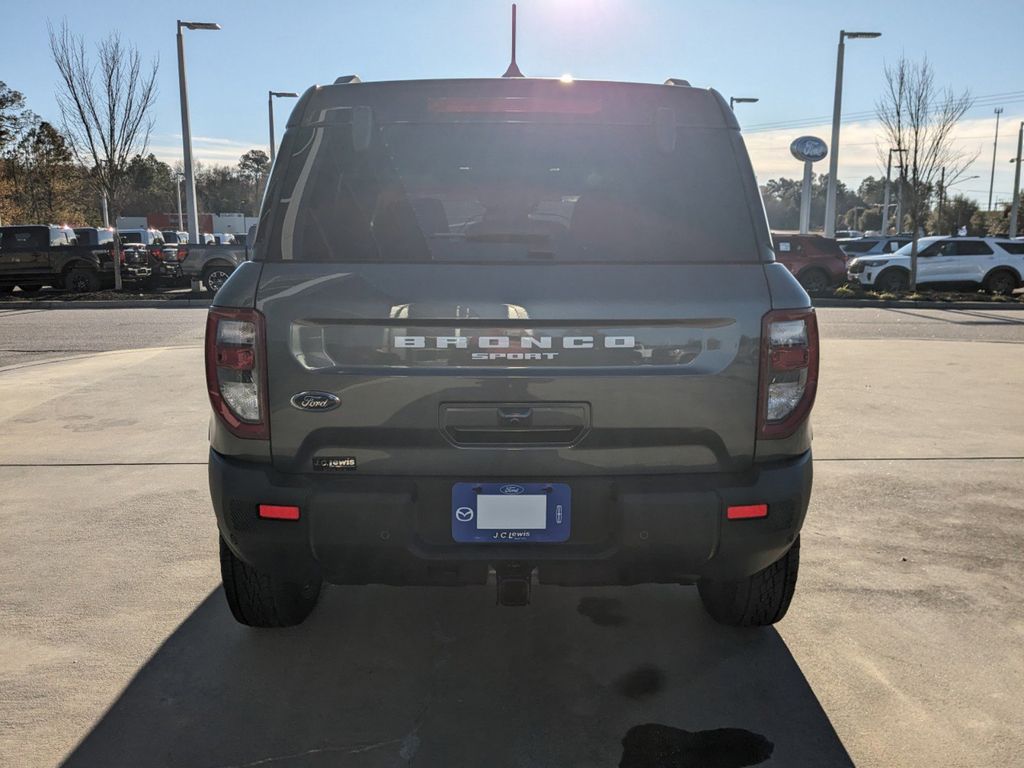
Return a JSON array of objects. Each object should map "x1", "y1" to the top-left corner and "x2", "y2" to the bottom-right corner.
[
  {"x1": 663, "y1": 78, "x2": 691, "y2": 87},
  {"x1": 333, "y1": 75, "x2": 362, "y2": 85}
]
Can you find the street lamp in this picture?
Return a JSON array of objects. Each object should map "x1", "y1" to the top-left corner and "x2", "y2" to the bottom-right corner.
[
  {"x1": 824, "y1": 29, "x2": 881, "y2": 238},
  {"x1": 268, "y1": 91, "x2": 298, "y2": 164},
  {"x1": 177, "y1": 20, "x2": 221, "y2": 244},
  {"x1": 729, "y1": 96, "x2": 759, "y2": 110}
]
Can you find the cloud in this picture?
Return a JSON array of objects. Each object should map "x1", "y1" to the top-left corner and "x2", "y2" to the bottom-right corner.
[
  {"x1": 147, "y1": 134, "x2": 265, "y2": 167},
  {"x1": 743, "y1": 113, "x2": 1022, "y2": 205}
]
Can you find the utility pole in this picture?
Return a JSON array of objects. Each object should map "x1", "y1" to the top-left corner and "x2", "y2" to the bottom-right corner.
[
  {"x1": 988, "y1": 108, "x2": 1003, "y2": 211},
  {"x1": 1010, "y1": 121, "x2": 1023, "y2": 238},
  {"x1": 895, "y1": 159, "x2": 905, "y2": 234},
  {"x1": 881, "y1": 148, "x2": 904, "y2": 235},
  {"x1": 937, "y1": 167, "x2": 945, "y2": 234}
]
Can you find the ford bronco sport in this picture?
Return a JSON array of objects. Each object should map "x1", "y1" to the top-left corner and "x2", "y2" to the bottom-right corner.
[{"x1": 206, "y1": 76, "x2": 818, "y2": 628}]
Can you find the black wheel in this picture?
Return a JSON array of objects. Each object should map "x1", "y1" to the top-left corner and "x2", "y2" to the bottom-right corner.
[
  {"x1": 797, "y1": 269, "x2": 830, "y2": 294},
  {"x1": 875, "y1": 268, "x2": 909, "y2": 293},
  {"x1": 203, "y1": 264, "x2": 234, "y2": 294},
  {"x1": 16, "y1": 284, "x2": 43, "y2": 293},
  {"x1": 698, "y1": 536, "x2": 800, "y2": 627},
  {"x1": 219, "y1": 536, "x2": 322, "y2": 627},
  {"x1": 984, "y1": 270, "x2": 1017, "y2": 296},
  {"x1": 65, "y1": 268, "x2": 101, "y2": 293}
]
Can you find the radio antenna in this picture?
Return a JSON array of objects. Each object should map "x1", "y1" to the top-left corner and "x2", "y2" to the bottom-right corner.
[{"x1": 502, "y1": 4, "x2": 524, "y2": 78}]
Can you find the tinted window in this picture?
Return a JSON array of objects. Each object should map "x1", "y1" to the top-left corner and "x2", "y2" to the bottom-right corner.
[
  {"x1": 842, "y1": 241, "x2": 877, "y2": 253},
  {"x1": 0, "y1": 227, "x2": 46, "y2": 250},
  {"x1": 918, "y1": 240, "x2": 953, "y2": 257},
  {"x1": 997, "y1": 241, "x2": 1024, "y2": 255},
  {"x1": 120, "y1": 232, "x2": 143, "y2": 243},
  {"x1": 952, "y1": 241, "x2": 993, "y2": 256},
  {"x1": 258, "y1": 120, "x2": 759, "y2": 263}
]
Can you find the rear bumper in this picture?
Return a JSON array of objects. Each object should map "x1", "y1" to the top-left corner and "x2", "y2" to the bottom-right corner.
[{"x1": 209, "y1": 449, "x2": 812, "y2": 587}]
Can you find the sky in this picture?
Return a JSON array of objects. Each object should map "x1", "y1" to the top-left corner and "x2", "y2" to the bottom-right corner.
[{"x1": 2, "y1": 0, "x2": 1022, "y2": 208}]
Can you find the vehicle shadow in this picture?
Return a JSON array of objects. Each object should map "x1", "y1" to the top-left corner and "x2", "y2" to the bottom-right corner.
[{"x1": 61, "y1": 585, "x2": 853, "y2": 768}]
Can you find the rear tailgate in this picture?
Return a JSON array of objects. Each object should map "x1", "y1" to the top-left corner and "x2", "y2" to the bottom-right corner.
[{"x1": 258, "y1": 261, "x2": 769, "y2": 476}]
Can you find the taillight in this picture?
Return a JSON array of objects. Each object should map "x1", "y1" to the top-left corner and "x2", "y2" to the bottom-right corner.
[
  {"x1": 177, "y1": 247, "x2": 187, "y2": 261},
  {"x1": 205, "y1": 308, "x2": 269, "y2": 439},
  {"x1": 758, "y1": 308, "x2": 819, "y2": 439}
]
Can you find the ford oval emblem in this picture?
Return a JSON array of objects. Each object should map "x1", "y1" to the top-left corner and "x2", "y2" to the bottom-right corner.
[
  {"x1": 500, "y1": 484, "x2": 526, "y2": 495},
  {"x1": 290, "y1": 391, "x2": 341, "y2": 412},
  {"x1": 790, "y1": 135, "x2": 828, "y2": 163}
]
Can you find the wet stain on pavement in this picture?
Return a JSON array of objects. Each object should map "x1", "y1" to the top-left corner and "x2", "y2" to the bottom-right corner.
[
  {"x1": 577, "y1": 596, "x2": 627, "y2": 626},
  {"x1": 619, "y1": 723, "x2": 773, "y2": 768},
  {"x1": 614, "y1": 664, "x2": 665, "y2": 699}
]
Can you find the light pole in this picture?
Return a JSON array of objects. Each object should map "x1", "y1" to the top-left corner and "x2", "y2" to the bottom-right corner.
[
  {"x1": 729, "y1": 96, "x2": 759, "y2": 110},
  {"x1": 936, "y1": 172, "x2": 980, "y2": 234},
  {"x1": 175, "y1": 172, "x2": 185, "y2": 232},
  {"x1": 268, "y1": 91, "x2": 298, "y2": 164},
  {"x1": 177, "y1": 20, "x2": 220, "y2": 244},
  {"x1": 824, "y1": 30, "x2": 881, "y2": 238},
  {"x1": 881, "y1": 147, "x2": 906, "y2": 235},
  {"x1": 988, "y1": 108, "x2": 1003, "y2": 211},
  {"x1": 1010, "y1": 122, "x2": 1023, "y2": 238}
]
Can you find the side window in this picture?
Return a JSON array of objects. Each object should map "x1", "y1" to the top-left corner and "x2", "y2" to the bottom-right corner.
[
  {"x1": 996, "y1": 242, "x2": 1024, "y2": 255},
  {"x1": 2, "y1": 229, "x2": 45, "y2": 250},
  {"x1": 953, "y1": 241, "x2": 993, "y2": 256},
  {"x1": 918, "y1": 241, "x2": 949, "y2": 258}
]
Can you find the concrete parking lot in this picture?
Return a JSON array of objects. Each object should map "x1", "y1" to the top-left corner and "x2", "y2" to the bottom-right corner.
[{"x1": 1, "y1": 306, "x2": 1022, "y2": 767}]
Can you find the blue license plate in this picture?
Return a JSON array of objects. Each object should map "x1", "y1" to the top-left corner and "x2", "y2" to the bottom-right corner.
[{"x1": 452, "y1": 482, "x2": 571, "y2": 543}]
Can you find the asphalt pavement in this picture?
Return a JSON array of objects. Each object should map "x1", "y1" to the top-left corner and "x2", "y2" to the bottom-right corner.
[{"x1": 0, "y1": 306, "x2": 1022, "y2": 767}]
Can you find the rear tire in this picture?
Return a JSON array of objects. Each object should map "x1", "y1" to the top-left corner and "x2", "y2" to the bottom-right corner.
[
  {"x1": 875, "y1": 268, "x2": 908, "y2": 293},
  {"x1": 697, "y1": 536, "x2": 800, "y2": 627},
  {"x1": 984, "y1": 269, "x2": 1018, "y2": 296},
  {"x1": 219, "y1": 536, "x2": 322, "y2": 627},
  {"x1": 65, "y1": 268, "x2": 101, "y2": 293},
  {"x1": 203, "y1": 264, "x2": 234, "y2": 294},
  {"x1": 797, "y1": 268, "x2": 830, "y2": 294}
]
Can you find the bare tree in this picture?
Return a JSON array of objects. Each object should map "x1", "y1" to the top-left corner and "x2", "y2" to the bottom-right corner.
[
  {"x1": 49, "y1": 20, "x2": 158, "y2": 286},
  {"x1": 876, "y1": 56, "x2": 974, "y2": 290}
]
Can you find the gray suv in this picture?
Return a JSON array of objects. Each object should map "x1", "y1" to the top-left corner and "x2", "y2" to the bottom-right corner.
[{"x1": 205, "y1": 77, "x2": 819, "y2": 628}]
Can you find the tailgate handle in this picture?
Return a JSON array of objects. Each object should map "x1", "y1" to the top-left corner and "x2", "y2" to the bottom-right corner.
[{"x1": 498, "y1": 407, "x2": 532, "y2": 427}]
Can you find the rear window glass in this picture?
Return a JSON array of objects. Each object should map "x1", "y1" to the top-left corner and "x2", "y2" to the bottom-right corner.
[
  {"x1": 998, "y1": 241, "x2": 1024, "y2": 255},
  {"x1": 257, "y1": 118, "x2": 758, "y2": 263}
]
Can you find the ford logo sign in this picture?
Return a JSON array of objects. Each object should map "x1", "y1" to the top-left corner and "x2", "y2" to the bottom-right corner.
[
  {"x1": 790, "y1": 135, "x2": 828, "y2": 163},
  {"x1": 290, "y1": 391, "x2": 341, "y2": 412},
  {"x1": 499, "y1": 484, "x2": 526, "y2": 495}
]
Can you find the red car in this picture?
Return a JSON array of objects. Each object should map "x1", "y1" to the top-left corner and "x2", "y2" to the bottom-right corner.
[{"x1": 771, "y1": 233, "x2": 848, "y2": 293}]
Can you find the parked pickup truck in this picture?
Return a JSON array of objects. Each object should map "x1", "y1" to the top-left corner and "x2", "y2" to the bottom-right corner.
[
  {"x1": 181, "y1": 224, "x2": 255, "y2": 293},
  {"x1": 0, "y1": 224, "x2": 144, "y2": 293}
]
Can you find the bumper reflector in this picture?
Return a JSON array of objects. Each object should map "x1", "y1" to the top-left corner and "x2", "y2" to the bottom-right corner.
[
  {"x1": 727, "y1": 504, "x2": 768, "y2": 520},
  {"x1": 258, "y1": 504, "x2": 300, "y2": 521}
]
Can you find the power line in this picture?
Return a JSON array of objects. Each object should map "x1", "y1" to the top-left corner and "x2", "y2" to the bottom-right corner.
[{"x1": 743, "y1": 90, "x2": 1024, "y2": 134}]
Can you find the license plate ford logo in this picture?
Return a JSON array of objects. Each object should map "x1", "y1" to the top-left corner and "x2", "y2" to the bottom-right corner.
[
  {"x1": 452, "y1": 483, "x2": 571, "y2": 543},
  {"x1": 290, "y1": 391, "x2": 341, "y2": 412}
]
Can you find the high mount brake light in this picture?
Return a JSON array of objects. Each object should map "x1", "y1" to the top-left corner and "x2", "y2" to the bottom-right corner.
[
  {"x1": 205, "y1": 307, "x2": 269, "y2": 439},
  {"x1": 427, "y1": 96, "x2": 602, "y2": 115},
  {"x1": 758, "y1": 308, "x2": 819, "y2": 439}
]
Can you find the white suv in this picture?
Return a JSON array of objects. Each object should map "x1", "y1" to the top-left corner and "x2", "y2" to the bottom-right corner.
[{"x1": 847, "y1": 236, "x2": 1024, "y2": 294}]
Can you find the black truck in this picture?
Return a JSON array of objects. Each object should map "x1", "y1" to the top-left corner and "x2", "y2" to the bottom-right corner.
[{"x1": 0, "y1": 224, "x2": 149, "y2": 293}]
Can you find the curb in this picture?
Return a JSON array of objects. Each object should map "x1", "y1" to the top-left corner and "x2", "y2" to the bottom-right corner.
[
  {"x1": 0, "y1": 298, "x2": 213, "y2": 309},
  {"x1": 812, "y1": 298, "x2": 1024, "y2": 310}
]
